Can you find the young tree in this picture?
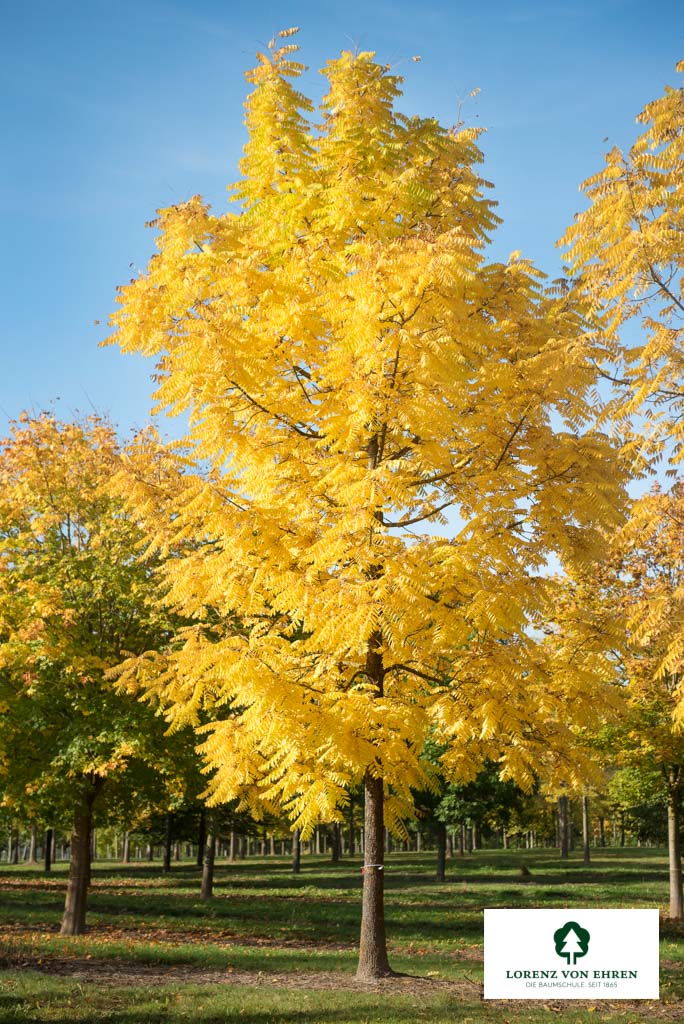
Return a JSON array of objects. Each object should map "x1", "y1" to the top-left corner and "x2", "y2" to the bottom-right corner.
[
  {"x1": 616, "y1": 484, "x2": 684, "y2": 918},
  {"x1": 108, "y1": 33, "x2": 625, "y2": 978},
  {"x1": 0, "y1": 414, "x2": 179, "y2": 934}
]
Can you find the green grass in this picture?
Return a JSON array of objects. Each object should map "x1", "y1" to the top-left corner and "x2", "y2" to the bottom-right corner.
[{"x1": 1, "y1": 848, "x2": 682, "y2": 1022}]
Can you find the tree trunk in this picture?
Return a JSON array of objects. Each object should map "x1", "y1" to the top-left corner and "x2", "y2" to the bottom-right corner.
[
  {"x1": 200, "y1": 826, "x2": 216, "y2": 901},
  {"x1": 459, "y1": 823, "x2": 465, "y2": 856},
  {"x1": 163, "y1": 814, "x2": 172, "y2": 874},
  {"x1": 229, "y1": 830, "x2": 236, "y2": 863},
  {"x1": 60, "y1": 783, "x2": 99, "y2": 936},
  {"x1": 292, "y1": 828, "x2": 301, "y2": 873},
  {"x1": 44, "y1": 828, "x2": 53, "y2": 874},
  {"x1": 122, "y1": 831, "x2": 130, "y2": 864},
  {"x1": 331, "y1": 822, "x2": 342, "y2": 863},
  {"x1": 598, "y1": 816, "x2": 605, "y2": 848},
  {"x1": 559, "y1": 795, "x2": 569, "y2": 859},
  {"x1": 667, "y1": 777, "x2": 683, "y2": 920},
  {"x1": 356, "y1": 770, "x2": 393, "y2": 979},
  {"x1": 197, "y1": 810, "x2": 206, "y2": 867},
  {"x1": 435, "y1": 822, "x2": 447, "y2": 882},
  {"x1": 582, "y1": 795, "x2": 591, "y2": 865},
  {"x1": 348, "y1": 796, "x2": 355, "y2": 856},
  {"x1": 28, "y1": 823, "x2": 38, "y2": 864},
  {"x1": 10, "y1": 828, "x2": 19, "y2": 864}
]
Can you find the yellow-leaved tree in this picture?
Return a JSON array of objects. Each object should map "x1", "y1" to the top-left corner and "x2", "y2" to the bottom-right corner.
[
  {"x1": 617, "y1": 484, "x2": 684, "y2": 918},
  {"x1": 560, "y1": 60, "x2": 684, "y2": 467},
  {"x1": 108, "y1": 32, "x2": 626, "y2": 978}
]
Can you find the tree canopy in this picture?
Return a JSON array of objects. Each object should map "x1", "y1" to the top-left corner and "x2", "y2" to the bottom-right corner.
[{"x1": 108, "y1": 32, "x2": 628, "y2": 975}]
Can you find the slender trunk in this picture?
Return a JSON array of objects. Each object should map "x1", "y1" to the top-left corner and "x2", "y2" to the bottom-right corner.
[
  {"x1": 435, "y1": 822, "x2": 447, "y2": 882},
  {"x1": 348, "y1": 796, "x2": 355, "y2": 856},
  {"x1": 582, "y1": 795, "x2": 591, "y2": 865},
  {"x1": 620, "y1": 812, "x2": 625, "y2": 848},
  {"x1": 598, "y1": 816, "x2": 605, "y2": 848},
  {"x1": 44, "y1": 828, "x2": 53, "y2": 874},
  {"x1": 200, "y1": 826, "x2": 216, "y2": 901},
  {"x1": 10, "y1": 828, "x2": 19, "y2": 864},
  {"x1": 667, "y1": 776, "x2": 683, "y2": 920},
  {"x1": 122, "y1": 831, "x2": 130, "y2": 864},
  {"x1": 559, "y1": 796, "x2": 569, "y2": 859},
  {"x1": 28, "y1": 823, "x2": 38, "y2": 864},
  {"x1": 331, "y1": 822, "x2": 342, "y2": 863},
  {"x1": 196, "y1": 810, "x2": 207, "y2": 867},
  {"x1": 459, "y1": 823, "x2": 465, "y2": 856},
  {"x1": 163, "y1": 814, "x2": 172, "y2": 874},
  {"x1": 356, "y1": 770, "x2": 392, "y2": 979},
  {"x1": 292, "y1": 828, "x2": 301, "y2": 874},
  {"x1": 60, "y1": 782, "x2": 100, "y2": 936},
  {"x1": 229, "y1": 830, "x2": 236, "y2": 863}
]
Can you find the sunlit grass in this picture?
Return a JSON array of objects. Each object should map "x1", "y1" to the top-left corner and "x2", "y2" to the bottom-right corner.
[{"x1": 0, "y1": 848, "x2": 682, "y2": 1022}]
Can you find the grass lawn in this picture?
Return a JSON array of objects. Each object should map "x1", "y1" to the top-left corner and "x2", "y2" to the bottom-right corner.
[{"x1": 0, "y1": 848, "x2": 682, "y2": 1022}]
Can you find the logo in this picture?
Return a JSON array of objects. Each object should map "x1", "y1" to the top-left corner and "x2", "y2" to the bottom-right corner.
[{"x1": 554, "y1": 921, "x2": 590, "y2": 965}]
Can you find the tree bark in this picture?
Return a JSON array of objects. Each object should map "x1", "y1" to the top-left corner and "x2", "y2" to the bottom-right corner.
[
  {"x1": 229, "y1": 830, "x2": 236, "y2": 863},
  {"x1": 667, "y1": 775, "x2": 683, "y2": 920},
  {"x1": 122, "y1": 831, "x2": 130, "y2": 864},
  {"x1": 292, "y1": 828, "x2": 301, "y2": 873},
  {"x1": 582, "y1": 795, "x2": 591, "y2": 865},
  {"x1": 435, "y1": 822, "x2": 447, "y2": 882},
  {"x1": 356, "y1": 770, "x2": 393, "y2": 979},
  {"x1": 60, "y1": 783, "x2": 99, "y2": 936},
  {"x1": 200, "y1": 826, "x2": 216, "y2": 901},
  {"x1": 598, "y1": 816, "x2": 605, "y2": 848},
  {"x1": 44, "y1": 828, "x2": 53, "y2": 873}
]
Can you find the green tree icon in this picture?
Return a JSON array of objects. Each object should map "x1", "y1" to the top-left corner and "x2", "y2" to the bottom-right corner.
[{"x1": 554, "y1": 921, "x2": 590, "y2": 965}]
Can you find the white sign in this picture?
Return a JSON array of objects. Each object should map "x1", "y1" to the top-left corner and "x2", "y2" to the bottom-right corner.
[{"x1": 484, "y1": 909, "x2": 659, "y2": 1000}]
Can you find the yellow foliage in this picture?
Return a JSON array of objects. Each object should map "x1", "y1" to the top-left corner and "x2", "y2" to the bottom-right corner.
[{"x1": 107, "y1": 38, "x2": 627, "y2": 830}]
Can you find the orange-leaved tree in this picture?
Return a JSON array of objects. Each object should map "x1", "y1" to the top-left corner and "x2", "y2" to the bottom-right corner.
[{"x1": 108, "y1": 32, "x2": 626, "y2": 979}]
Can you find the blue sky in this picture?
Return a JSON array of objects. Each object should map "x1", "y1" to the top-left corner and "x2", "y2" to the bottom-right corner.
[{"x1": 2, "y1": 0, "x2": 682, "y2": 440}]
